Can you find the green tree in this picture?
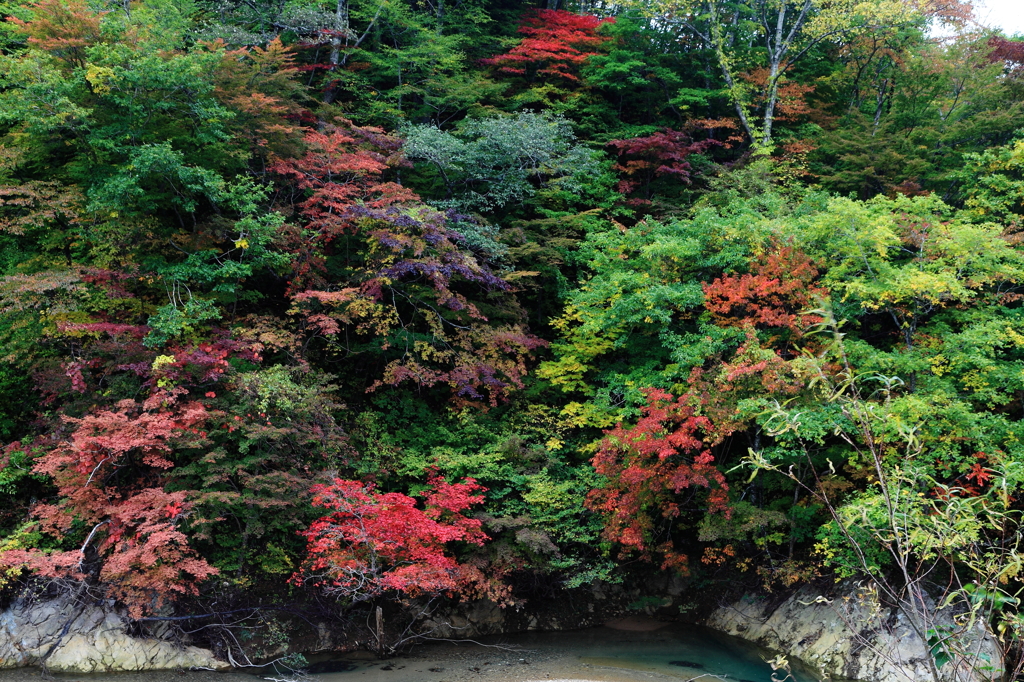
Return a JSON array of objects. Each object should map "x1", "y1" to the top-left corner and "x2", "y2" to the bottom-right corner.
[
  {"x1": 958, "y1": 135, "x2": 1024, "y2": 223},
  {"x1": 403, "y1": 110, "x2": 598, "y2": 215},
  {"x1": 624, "y1": 0, "x2": 926, "y2": 148},
  {"x1": 813, "y1": 32, "x2": 1023, "y2": 198}
]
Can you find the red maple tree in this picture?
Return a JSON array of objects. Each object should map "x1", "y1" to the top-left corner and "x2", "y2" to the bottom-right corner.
[
  {"x1": 270, "y1": 120, "x2": 415, "y2": 293},
  {"x1": 482, "y1": 9, "x2": 614, "y2": 83},
  {"x1": 989, "y1": 37, "x2": 1024, "y2": 78},
  {"x1": 294, "y1": 475, "x2": 507, "y2": 603},
  {"x1": 0, "y1": 393, "x2": 218, "y2": 617},
  {"x1": 587, "y1": 389, "x2": 730, "y2": 573},
  {"x1": 607, "y1": 129, "x2": 719, "y2": 204}
]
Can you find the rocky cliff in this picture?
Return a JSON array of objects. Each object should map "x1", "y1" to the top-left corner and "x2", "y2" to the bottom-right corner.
[
  {"x1": 0, "y1": 595, "x2": 224, "y2": 673},
  {"x1": 705, "y1": 582, "x2": 1003, "y2": 682}
]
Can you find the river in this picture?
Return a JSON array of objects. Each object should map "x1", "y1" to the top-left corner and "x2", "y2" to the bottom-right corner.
[
  {"x1": 0, "y1": 618, "x2": 827, "y2": 682},
  {"x1": 305, "y1": 619, "x2": 825, "y2": 682}
]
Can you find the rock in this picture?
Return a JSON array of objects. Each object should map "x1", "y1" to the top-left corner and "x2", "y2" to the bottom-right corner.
[
  {"x1": 465, "y1": 600, "x2": 503, "y2": 633},
  {"x1": 666, "y1": 574, "x2": 687, "y2": 597},
  {"x1": 604, "y1": 616, "x2": 669, "y2": 632},
  {"x1": 0, "y1": 594, "x2": 226, "y2": 673},
  {"x1": 705, "y1": 582, "x2": 1002, "y2": 682}
]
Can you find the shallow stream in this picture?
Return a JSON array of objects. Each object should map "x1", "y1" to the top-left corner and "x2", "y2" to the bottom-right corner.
[
  {"x1": 307, "y1": 620, "x2": 825, "y2": 682},
  {"x1": 0, "y1": 618, "x2": 830, "y2": 682}
]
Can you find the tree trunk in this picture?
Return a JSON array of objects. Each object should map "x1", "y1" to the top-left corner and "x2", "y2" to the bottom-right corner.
[
  {"x1": 329, "y1": 0, "x2": 349, "y2": 68},
  {"x1": 762, "y1": 73, "x2": 780, "y2": 148}
]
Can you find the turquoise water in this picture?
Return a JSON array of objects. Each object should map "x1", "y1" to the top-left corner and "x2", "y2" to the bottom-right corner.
[
  {"x1": 313, "y1": 623, "x2": 825, "y2": 682},
  {"x1": 516, "y1": 624, "x2": 820, "y2": 681},
  {"x1": 0, "y1": 622, "x2": 826, "y2": 682}
]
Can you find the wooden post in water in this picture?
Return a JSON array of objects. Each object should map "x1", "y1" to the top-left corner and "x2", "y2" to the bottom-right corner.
[{"x1": 375, "y1": 606, "x2": 384, "y2": 656}]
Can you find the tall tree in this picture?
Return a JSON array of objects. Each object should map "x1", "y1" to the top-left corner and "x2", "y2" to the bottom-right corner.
[{"x1": 624, "y1": 0, "x2": 929, "y2": 148}]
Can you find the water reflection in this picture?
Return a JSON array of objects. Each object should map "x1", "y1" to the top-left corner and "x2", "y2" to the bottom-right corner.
[
  {"x1": 314, "y1": 622, "x2": 825, "y2": 682},
  {"x1": 495, "y1": 624, "x2": 819, "y2": 681}
]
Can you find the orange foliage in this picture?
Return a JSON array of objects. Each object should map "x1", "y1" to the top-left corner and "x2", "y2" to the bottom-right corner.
[
  {"x1": 0, "y1": 394, "x2": 218, "y2": 617},
  {"x1": 703, "y1": 247, "x2": 827, "y2": 338},
  {"x1": 8, "y1": 0, "x2": 106, "y2": 69},
  {"x1": 740, "y1": 69, "x2": 816, "y2": 124},
  {"x1": 209, "y1": 37, "x2": 306, "y2": 160}
]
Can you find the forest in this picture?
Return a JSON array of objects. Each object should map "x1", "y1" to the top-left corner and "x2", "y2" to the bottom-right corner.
[{"x1": 0, "y1": 0, "x2": 1023, "y2": 674}]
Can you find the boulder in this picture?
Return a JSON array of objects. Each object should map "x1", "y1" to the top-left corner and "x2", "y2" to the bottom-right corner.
[
  {"x1": 706, "y1": 583, "x2": 1002, "y2": 682},
  {"x1": 0, "y1": 595, "x2": 226, "y2": 672}
]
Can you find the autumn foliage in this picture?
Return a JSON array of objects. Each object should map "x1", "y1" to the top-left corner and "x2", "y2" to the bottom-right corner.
[
  {"x1": 294, "y1": 476, "x2": 506, "y2": 603},
  {"x1": 608, "y1": 129, "x2": 719, "y2": 204},
  {"x1": 482, "y1": 10, "x2": 613, "y2": 83},
  {"x1": 8, "y1": 0, "x2": 105, "y2": 69},
  {"x1": 703, "y1": 247, "x2": 826, "y2": 338},
  {"x1": 277, "y1": 120, "x2": 545, "y2": 405},
  {"x1": 2, "y1": 0, "x2": 1024, "y2": 655},
  {"x1": 587, "y1": 389, "x2": 729, "y2": 573},
  {"x1": 209, "y1": 37, "x2": 305, "y2": 160},
  {"x1": 988, "y1": 36, "x2": 1024, "y2": 77},
  {"x1": 0, "y1": 394, "x2": 217, "y2": 617}
]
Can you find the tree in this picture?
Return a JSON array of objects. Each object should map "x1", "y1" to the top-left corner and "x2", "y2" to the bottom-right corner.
[
  {"x1": 625, "y1": 0, "x2": 926, "y2": 148},
  {"x1": 274, "y1": 120, "x2": 546, "y2": 405},
  {"x1": 587, "y1": 388, "x2": 730, "y2": 572},
  {"x1": 293, "y1": 474, "x2": 518, "y2": 655},
  {"x1": 702, "y1": 245, "x2": 825, "y2": 339},
  {"x1": 316, "y1": 0, "x2": 504, "y2": 128},
  {"x1": 270, "y1": 121, "x2": 414, "y2": 260},
  {"x1": 536, "y1": 204, "x2": 766, "y2": 420},
  {"x1": 170, "y1": 364, "x2": 348, "y2": 580},
  {"x1": 804, "y1": 194, "x2": 1024, "y2": 352},
  {"x1": 579, "y1": 11, "x2": 705, "y2": 132},
  {"x1": 543, "y1": 186, "x2": 1024, "y2": 598},
  {"x1": 208, "y1": 37, "x2": 306, "y2": 164},
  {"x1": 7, "y1": 0, "x2": 105, "y2": 70},
  {"x1": 0, "y1": 393, "x2": 218, "y2": 618},
  {"x1": 403, "y1": 111, "x2": 597, "y2": 215},
  {"x1": 607, "y1": 127, "x2": 718, "y2": 205},
  {"x1": 812, "y1": 30, "x2": 1023, "y2": 199},
  {"x1": 747, "y1": 308, "x2": 1024, "y2": 682},
  {"x1": 958, "y1": 135, "x2": 1024, "y2": 222},
  {"x1": 0, "y1": 182, "x2": 86, "y2": 267},
  {"x1": 295, "y1": 475, "x2": 504, "y2": 604},
  {"x1": 482, "y1": 10, "x2": 614, "y2": 85},
  {"x1": 988, "y1": 36, "x2": 1024, "y2": 78}
]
